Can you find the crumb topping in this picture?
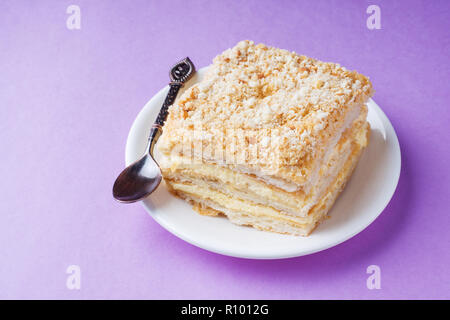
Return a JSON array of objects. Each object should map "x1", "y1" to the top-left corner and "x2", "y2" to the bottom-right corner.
[{"x1": 158, "y1": 40, "x2": 373, "y2": 184}]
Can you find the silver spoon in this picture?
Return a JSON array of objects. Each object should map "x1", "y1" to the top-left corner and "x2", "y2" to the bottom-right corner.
[{"x1": 113, "y1": 57, "x2": 196, "y2": 203}]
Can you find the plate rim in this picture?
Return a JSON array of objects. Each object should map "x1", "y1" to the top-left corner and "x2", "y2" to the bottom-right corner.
[{"x1": 125, "y1": 67, "x2": 401, "y2": 259}]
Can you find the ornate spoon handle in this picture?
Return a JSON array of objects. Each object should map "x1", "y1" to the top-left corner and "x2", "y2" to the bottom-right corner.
[
  {"x1": 154, "y1": 84, "x2": 182, "y2": 126},
  {"x1": 148, "y1": 57, "x2": 195, "y2": 154}
]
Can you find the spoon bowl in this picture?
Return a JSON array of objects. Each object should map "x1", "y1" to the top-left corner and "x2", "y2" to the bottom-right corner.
[{"x1": 112, "y1": 154, "x2": 162, "y2": 203}]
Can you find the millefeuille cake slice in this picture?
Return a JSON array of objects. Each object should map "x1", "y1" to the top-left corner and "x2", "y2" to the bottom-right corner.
[{"x1": 157, "y1": 40, "x2": 373, "y2": 236}]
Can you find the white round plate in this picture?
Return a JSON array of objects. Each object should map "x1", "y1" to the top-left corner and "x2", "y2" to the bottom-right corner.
[{"x1": 125, "y1": 67, "x2": 401, "y2": 259}]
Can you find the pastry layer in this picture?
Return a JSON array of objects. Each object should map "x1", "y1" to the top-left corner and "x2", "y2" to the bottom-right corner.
[
  {"x1": 165, "y1": 122, "x2": 368, "y2": 236},
  {"x1": 161, "y1": 111, "x2": 367, "y2": 218}
]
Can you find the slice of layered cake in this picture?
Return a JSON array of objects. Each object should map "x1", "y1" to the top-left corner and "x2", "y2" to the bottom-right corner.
[{"x1": 157, "y1": 40, "x2": 373, "y2": 236}]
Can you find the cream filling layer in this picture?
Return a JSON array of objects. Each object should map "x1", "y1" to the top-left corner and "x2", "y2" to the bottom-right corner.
[
  {"x1": 161, "y1": 113, "x2": 366, "y2": 217},
  {"x1": 182, "y1": 196, "x2": 317, "y2": 236},
  {"x1": 166, "y1": 131, "x2": 366, "y2": 236},
  {"x1": 163, "y1": 141, "x2": 353, "y2": 217}
]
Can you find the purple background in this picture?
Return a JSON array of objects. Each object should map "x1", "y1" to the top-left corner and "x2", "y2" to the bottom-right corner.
[{"x1": 1, "y1": 0, "x2": 449, "y2": 299}]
